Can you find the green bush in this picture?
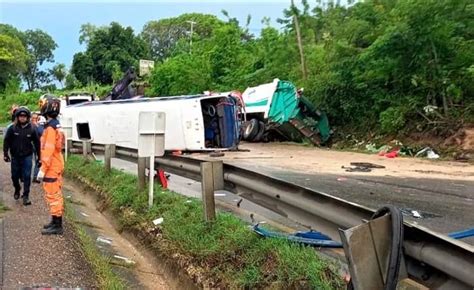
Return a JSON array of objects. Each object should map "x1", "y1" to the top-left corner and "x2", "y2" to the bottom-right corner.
[
  {"x1": 379, "y1": 106, "x2": 407, "y2": 134},
  {"x1": 0, "y1": 91, "x2": 42, "y2": 124}
]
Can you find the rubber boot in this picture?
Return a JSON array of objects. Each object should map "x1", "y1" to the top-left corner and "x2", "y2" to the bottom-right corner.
[
  {"x1": 43, "y1": 217, "x2": 54, "y2": 229},
  {"x1": 13, "y1": 188, "x2": 20, "y2": 200},
  {"x1": 41, "y1": 216, "x2": 63, "y2": 235},
  {"x1": 22, "y1": 196, "x2": 31, "y2": 206}
]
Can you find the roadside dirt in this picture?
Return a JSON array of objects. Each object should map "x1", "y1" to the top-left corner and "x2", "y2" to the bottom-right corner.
[
  {"x1": 0, "y1": 162, "x2": 96, "y2": 289},
  {"x1": 201, "y1": 142, "x2": 474, "y2": 181},
  {"x1": 63, "y1": 180, "x2": 173, "y2": 290}
]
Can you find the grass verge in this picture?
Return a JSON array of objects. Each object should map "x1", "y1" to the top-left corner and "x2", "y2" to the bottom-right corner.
[
  {"x1": 65, "y1": 202, "x2": 126, "y2": 290},
  {"x1": 0, "y1": 201, "x2": 9, "y2": 214},
  {"x1": 66, "y1": 155, "x2": 344, "y2": 289}
]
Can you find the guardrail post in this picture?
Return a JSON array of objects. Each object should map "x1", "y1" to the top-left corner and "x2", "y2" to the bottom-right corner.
[
  {"x1": 67, "y1": 139, "x2": 73, "y2": 154},
  {"x1": 137, "y1": 157, "x2": 147, "y2": 190},
  {"x1": 200, "y1": 160, "x2": 223, "y2": 222},
  {"x1": 104, "y1": 144, "x2": 115, "y2": 173},
  {"x1": 82, "y1": 140, "x2": 91, "y2": 157}
]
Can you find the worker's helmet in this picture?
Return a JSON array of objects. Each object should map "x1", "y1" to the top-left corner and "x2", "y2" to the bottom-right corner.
[
  {"x1": 15, "y1": 106, "x2": 31, "y2": 119},
  {"x1": 39, "y1": 95, "x2": 61, "y2": 118}
]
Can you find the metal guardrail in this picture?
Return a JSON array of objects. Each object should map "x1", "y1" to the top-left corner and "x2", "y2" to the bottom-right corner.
[{"x1": 72, "y1": 141, "x2": 474, "y2": 289}]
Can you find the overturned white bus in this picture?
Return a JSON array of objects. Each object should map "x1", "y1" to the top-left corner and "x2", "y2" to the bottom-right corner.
[{"x1": 60, "y1": 94, "x2": 240, "y2": 151}]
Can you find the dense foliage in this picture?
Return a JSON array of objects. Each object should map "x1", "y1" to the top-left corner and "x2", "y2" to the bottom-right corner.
[
  {"x1": 146, "y1": 0, "x2": 474, "y2": 133},
  {"x1": 71, "y1": 22, "x2": 149, "y2": 85}
]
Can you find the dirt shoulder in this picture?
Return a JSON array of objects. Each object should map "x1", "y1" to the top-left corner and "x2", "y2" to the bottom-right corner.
[
  {"x1": 0, "y1": 161, "x2": 96, "y2": 289},
  {"x1": 205, "y1": 143, "x2": 474, "y2": 181}
]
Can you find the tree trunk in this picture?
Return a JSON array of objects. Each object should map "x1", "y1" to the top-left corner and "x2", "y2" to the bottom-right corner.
[
  {"x1": 292, "y1": 0, "x2": 307, "y2": 81},
  {"x1": 442, "y1": 92, "x2": 449, "y2": 116}
]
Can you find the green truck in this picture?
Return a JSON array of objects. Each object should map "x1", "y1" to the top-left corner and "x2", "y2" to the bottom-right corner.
[{"x1": 241, "y1": 79, "x2": 330, "y2": 145}]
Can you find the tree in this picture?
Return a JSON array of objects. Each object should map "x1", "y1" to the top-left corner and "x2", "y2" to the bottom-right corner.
[
  {"x1": 70, "y1": 52, "x2": 94, "y2": 85},
  {"x1": 141, "y1": 13, "x2": 225, "y2": 61},
  {"x1": 148, "y1": 53, "x2": 212, "y2": 96},
  {"x1": 0, "y1": 24, "x2": 26, "y2": 44},
  {"x1": 65, "y1": 73, "x2": 81, "y2": 89},
  {"x1": 50, "y1": 63, "x2": 67, "y2": 88},
  {"x1": 22, "y1": 29, "x2": 57, "y2": 91},
  {"x1": 78, "y1": 23, "x2": 104, "y2": 45},
  {"x1": 0, "y1": 34, "x2": 27, "y2": 91},
  {"x1": 72, "y1": 22, "x2": 148, "y2": 84}
]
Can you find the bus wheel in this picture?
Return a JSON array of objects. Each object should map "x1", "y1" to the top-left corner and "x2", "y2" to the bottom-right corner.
[{"x1": 243, "y1": 119, "x2": 259, "y2": 141}]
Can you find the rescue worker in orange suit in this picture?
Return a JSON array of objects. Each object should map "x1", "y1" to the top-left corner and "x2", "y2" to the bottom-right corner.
[{"x1": 36, "y1": 97, "x2": 64, "y2": 235}]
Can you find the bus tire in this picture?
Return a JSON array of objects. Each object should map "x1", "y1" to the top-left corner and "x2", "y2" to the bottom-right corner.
[
  {"x1": 252, "y1": 121, "x2": 266, "y2": 142},
  {"x1": 243, "y1": 119, "x2": 259, "y2": 141}
]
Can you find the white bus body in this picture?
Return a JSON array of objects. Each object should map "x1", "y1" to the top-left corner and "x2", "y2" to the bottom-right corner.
[{"x1": 60, "y1": 94, "x2": 239, "y2": 151}]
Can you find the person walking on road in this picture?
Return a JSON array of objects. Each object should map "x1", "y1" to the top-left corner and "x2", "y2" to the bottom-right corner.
[
  {"x1": 3, "y1": 107, "x2": 41, "y2": 206},
  {"x1": 37, "y1": 97, "x2": 65, "y2": 235},
  {"x1": 31, "y1": 112, "x2": 45, "y2": 183}
]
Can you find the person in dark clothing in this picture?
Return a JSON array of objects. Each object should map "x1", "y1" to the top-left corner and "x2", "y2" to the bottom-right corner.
[
  {"x1": 31, "y1": 113, "x2": 45, "y2": 183},
  {"x1": 3, "y1": 107, "x2": 41, "y2": 206}
]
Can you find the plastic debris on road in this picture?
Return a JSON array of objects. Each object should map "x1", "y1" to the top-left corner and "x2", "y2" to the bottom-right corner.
[
  {"x1": 152, "y1": 217, "x2": 164, "y2": 225},
  {"x1": 113, "y1": 255, "x2": 136, "y2": 265},
  {"x1": 96, "y1": 236, "x2": 113, "y2": 245},
  {"x1": 412, "y1": 210, "x2": 422, "y2": 218},
  {"x1": 415, "y1": 147, "x2": 440, "y2": 159}
]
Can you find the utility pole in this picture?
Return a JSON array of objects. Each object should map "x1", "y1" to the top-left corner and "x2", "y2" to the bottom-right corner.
[
  {"x1": 186, "y1": 20, "x2": 197, "y2": 54},
  {"x1": 292, "y1": 0, "x2": 307, "y2": 80}
]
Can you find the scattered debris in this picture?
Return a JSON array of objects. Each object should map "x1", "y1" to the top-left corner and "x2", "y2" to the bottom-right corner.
[
  {"x1": 236, "y1": 198, "x2": 243, "y2": 207},
  {"x1": 342, "y1": 166, "x2": 372, "y2": 172},
  {"x1": 185, "y1": 200, "x2": 193, "y2": 203},
  {"x1": 80, "y1": 212, "x2": 90, "y2": 217},
  {"x1": 152, "y1": 217, "x2": 164, "y2": 225},
  {"x1": 337, "y1": 177, "x2": 348, "y2": 181},
  {"x1": 415, "y1": 147, "x2": 440, "y2": 159},
  {"x1": 448, "y1": 227, "x2": 474, "y2": 240},
  {"x1": 342, "y1": 162, "x2": 386, "y2": 173},
  {"x1": 400, "y1": 208, "x2": 442, "y2": 219},
  {"x1": 209, "y1": 151, "x2": 225, "y2": 158},
  {"x1": 214, "y1": 193, "x2": 226, "y2": 197},
  {"x1": 252, "y1": 223, "x2": 342, "y2": 248},
  {"x1": 412, "y1": 210, "x2": 422, "y2": 218},
  {"x1": 350, "y1": 162, "x2": 385, "y2": 169},
  {"x1": 423, "y1": 105, "x2": 438, "y2": 114},
  {"x1": 382, "y1": 149, "x2": 399, "y2": 158},
  {"x1": 366, "y1": 144, "x2": 391, "y2": 154},
  {"x1": 96, "y1": 236, "x2": 113, "y2": 245},
  {"x1": 113, "y1": 255, "x2": 136, "y2": 265}
]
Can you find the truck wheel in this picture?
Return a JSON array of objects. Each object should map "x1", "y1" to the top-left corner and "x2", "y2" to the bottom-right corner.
[
  {"x1": 252, "y1": 121, "x2": 266, "y2": 142},
  {"x1": 243, "y1": 119, "x2": 259, "y2": 141}
]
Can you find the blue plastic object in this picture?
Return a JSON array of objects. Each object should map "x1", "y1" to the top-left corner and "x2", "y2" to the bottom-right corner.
[
  {"x1": 448, "y1": 227, "x2": 474, "y2": 240},
  {"x1": 252, "y1": 224, "x2": 342, "y2": 248}
]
